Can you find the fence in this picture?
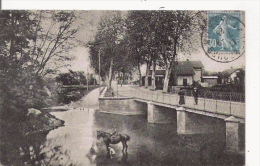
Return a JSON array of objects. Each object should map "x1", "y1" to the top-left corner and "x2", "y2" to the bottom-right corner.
[
  {"x1": 170, "y1": 89, "x2": 245, "y2": 102},
  {"x1": 117, "y1": 89, "x2": 245, "y2": 119}
]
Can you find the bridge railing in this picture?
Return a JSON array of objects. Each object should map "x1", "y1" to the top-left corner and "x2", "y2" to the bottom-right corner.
[
  {"x1": 117, "y1": 90, "x2": 245, "y2": 119},
  {"x1": 170, "y1": 89, "x2": 245, "y2": 102}
]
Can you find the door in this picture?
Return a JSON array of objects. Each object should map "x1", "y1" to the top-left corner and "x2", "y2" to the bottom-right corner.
[{"x1": 183, "y1": 78, "x2": 187, "y2": 86}]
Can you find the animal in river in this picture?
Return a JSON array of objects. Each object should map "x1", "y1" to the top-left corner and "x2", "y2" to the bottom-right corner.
[
  {"x1": 108, "y1": 147, "x2": 116, "y2": 158},
  {"x1": 96, "y1": 130, "x2": 130, "y2": 154}
]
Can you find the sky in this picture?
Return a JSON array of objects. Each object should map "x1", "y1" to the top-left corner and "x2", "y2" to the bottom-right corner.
[{"x1": 63, "y1": 10, "x2": 245, "y2": 75}]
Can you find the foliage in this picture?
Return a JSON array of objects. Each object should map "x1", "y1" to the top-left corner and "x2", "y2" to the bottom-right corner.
[
  {"x1": 88, "y1": 11, "x2": 207, "y2": 90},
  {"x1": 158, "y1": 11, "x2": 204, "y2": 91},
  {"x1": 87, "y1": 73, "x2": 98, "y2": 85},
  {"x1": 0, "y1": 10, "x2": 78, "y2": 125},
  {"x1": 125, "y1": 11, "x2": 205, "y2": 90},
  {"x1": 31, "y1": 11, "x2": 78, "y2": 76},
  {"x1": 56, "y1": 70, "x2": 87, "y2": 85},
  {"x1": 0, "y1": 11, "x2": 44, "y2": 121},
  {"x1": 125, "y1": 11, "x2": 151, "y2": 86},
  {"x1": 88, "y1": 11, "x2": 126, "y2": 87},
  {"x1": 234, "y1": 69, "x2": 245, "y2": 87}
]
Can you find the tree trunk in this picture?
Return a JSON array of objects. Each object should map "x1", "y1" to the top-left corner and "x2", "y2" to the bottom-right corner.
[
  {"x1": 145, "y1": 62, "x2": 150, "y2": 88},
  {"x1": 173, "y1": 61, "x2": 177, "y2": 86},
  {"x1": 108, "y1": 57, "x2": 114, "y2": 89},
  {"x1": 172, "y1": 38, "x2": 178, "y2": 86},
  {"x1": 151, "y1": 59, "x2": 156, "y2": 91},
  {"x1": 163, "y1": 65, "x2": 172, "y2": 93},
  {"x1": 138, "y1": 63, "x2": 142, "y2": 86}
]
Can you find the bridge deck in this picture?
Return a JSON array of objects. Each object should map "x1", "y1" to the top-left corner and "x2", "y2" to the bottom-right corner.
[
  {"x1": 116, "y1": 88, "x2": 244, "y2": 122},
  {"x1": 134, "y1": 98, "x2": 244, "y2": 123}
]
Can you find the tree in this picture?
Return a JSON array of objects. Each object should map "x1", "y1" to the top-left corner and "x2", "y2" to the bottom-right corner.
[
  {"x1": 0, "y1": 10, "x2": 79, "y2": 124},
  {"x1": 56, "y1": 70, "x2": 87, "y2": 85},
  {"x1": 30, "y1": 11, "x2": 78, "y2": 76},
  {"x1": 125, "y1": 11, "x2": 148, "y2": 87},
  {"x1": 0, "y1": 10, "x2": 36, "y2": 75},
  {"x1": 156, "y1": 11, "x2": 204, "y2": 92},
  {"x1": 125, "y1": 11, "x2": 160, "y2": 89},
  {"x1": 88, "y1": 11, "x2": 126, "y2": 88},
  {"x1": 126, "y1": 11, "x2": 205, "y2": 92},
  {"x1": 0, "y1": 10, "x2": 43, "y2": 120},
  {"x1": 125, "y1": 11, "x2": 145, "y2": 86}
]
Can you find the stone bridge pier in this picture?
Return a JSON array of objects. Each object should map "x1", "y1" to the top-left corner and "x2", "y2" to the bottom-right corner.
[
  {"x1": 147, "y1": 102, "x2": 176, "y2": 123},
  {"x1": 176, "y1": 107, "x2": 225, "y2": 134},
  {"x1": 147, "y1": 104, "x2": 244, "y2": 152},
  {"x1": 99, "y1": 96, "x2": 244, "y2": 153}
]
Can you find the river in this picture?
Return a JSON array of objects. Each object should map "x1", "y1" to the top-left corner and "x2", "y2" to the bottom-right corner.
[{"x1": 0, "y1": 88, "x2": 244, "y2": 165}]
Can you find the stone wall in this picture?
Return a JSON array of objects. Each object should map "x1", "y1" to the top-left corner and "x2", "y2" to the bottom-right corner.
[{"x1": 99, "y1": 97, "x2": 147, "y2": 115}]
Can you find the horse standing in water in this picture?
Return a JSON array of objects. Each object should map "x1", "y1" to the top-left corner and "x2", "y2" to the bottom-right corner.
[{"x1": 96, "y1": 130, "x2": 130, "y2": 154}]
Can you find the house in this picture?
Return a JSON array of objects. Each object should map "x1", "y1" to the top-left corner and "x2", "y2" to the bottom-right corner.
[
  {"x1": 142, "y1": 70, "x2": 165, "y2": 89},
  {"x1": 174, "y1": 60, "x2": 204, "y2": 86},
  {"x1": 142, "y1": 60, "x2": 204, "y2": 88},
  {"x1": 201, "y1": 76, "x2": 218, "y2": 87},
  {"x1": 221, "y1": 68, "x2": 243, "y2": 84}
]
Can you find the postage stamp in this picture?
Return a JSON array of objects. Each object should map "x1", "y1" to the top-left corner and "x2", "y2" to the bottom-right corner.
[{"x1": 202, "y1": 11, "x2": 245, "y2": 63}]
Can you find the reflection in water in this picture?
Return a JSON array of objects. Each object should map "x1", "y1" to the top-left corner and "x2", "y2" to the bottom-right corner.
[
  {"x1": 1, "y1": 108, "x2": 244, "y2": 166},
  {"x1": 0, "y1": 130, "x2": 76, "y2": 165}
]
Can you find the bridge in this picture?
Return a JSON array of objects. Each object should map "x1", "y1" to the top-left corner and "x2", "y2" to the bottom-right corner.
[
  {"x1": 118, "y1": 88, "x2": 245, "y2": 122},
  {"x1": 99, "y1": 83, "x2": 245, "y2": 153}
]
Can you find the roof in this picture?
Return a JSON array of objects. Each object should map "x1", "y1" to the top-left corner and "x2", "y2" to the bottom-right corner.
[
  {"x1": 202, "y1": 76, "x2": 218, "y2": 79},
  {"x1": 222, "y1": 68, "x2": 241, "y2": 77},
  {"x1": 188, "y1": 61, "x2": 204, "y2": 69},
  {"x1": 146, "y1": 70, "x2": 165, "y2": 76},
  {"x1": 143, "y1": 61, "x2": 204, "y2": 76},
  {"x1": 175, "y1": 60, "x2": 204, "y2": 75}
]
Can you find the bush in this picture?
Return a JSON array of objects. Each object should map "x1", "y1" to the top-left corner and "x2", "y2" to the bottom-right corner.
[{"x1": 210, "y1": 84, "x2": 244, "y2": 93}]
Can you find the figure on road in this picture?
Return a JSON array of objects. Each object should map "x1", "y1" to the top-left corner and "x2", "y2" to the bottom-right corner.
[
  {"x1": 193, "y1": 87, "x2": 199, "y2": 105},
  {"x1": 178, "y1": 89, "x2": 185, "y2": 105}
]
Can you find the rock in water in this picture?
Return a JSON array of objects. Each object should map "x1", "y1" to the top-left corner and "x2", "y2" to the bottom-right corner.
[{"x1": 23, "y1": 108, "x2": 64, "y2": 136}]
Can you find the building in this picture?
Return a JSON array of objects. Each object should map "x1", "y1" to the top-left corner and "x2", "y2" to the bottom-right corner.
[
  {"x1": 175, "y1": 60, "x2": 204, "y2": 86},
  {"x1": 221, "y1": 68, "x2": 243, "y2": 84},
  {"x1": 201, "y1": 76, "x2": 218, "y2": 87},
  {"x1": 142, "y1": 70, "x2": 165, "y2": 89},
  {"x1": 142, "y1": 60, "x2": 204, "y2": 88}
]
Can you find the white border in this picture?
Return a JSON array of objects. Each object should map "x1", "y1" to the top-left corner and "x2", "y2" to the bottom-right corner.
[{"x1": 2, "y1": 1, "x2": 260, "y2": 165}]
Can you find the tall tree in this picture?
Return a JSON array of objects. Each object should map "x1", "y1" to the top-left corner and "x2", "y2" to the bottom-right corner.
[
  {"x1": 0, "y1": 10, "x2": 79, "y2": 120},
  {"x1": 0, "y1": 10, "x2": 42, "y2": 120},
  {"x1": 31, "y1": 11, "x2": 78, "y2": 76},
  {"x1": 88, "y1": 11, "x2": 125, "y2": 88},
  {"x1": 126, "y1": 11, "x2": 160, "y2": 89},
  {"x1": 156, "y1": 11, "x2": 204, "y2": 92},
  {"x1": 124, "y1": 11, "x2": 147, "y2": 86},
  {"x1": 0, "y1": 10, "x2": 36, "y2": 75}
]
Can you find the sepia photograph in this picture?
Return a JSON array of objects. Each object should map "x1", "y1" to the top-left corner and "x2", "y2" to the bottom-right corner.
[{"x1": 0, "y1": 1, "x2": 259, "y2": 165}]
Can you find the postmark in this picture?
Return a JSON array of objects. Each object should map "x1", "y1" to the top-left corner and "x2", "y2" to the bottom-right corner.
[{"x1": 201, "y1": 11, "x2": 245, "y2": 63}]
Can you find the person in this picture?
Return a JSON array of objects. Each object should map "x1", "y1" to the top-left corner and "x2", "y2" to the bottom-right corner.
[
  {"x1": 110, "y1": 128, "x2": 117, "y2": 137},
  {"x1": 193, "y1": 87, "x2": 199, "y2": 105},
  {"x1": 110, "y1": 128, "x2": 117, "y2": 142},
  {"x1": 178, "y1": 88, "x2": 185, "y2": 105}
]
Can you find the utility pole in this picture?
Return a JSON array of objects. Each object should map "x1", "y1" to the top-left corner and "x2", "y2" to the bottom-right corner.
[
  {"x1": 99, "y1": 49, "x2": 101, "y2": 96},
  {"x1": 86, "y1": 67, "x2": 89, "y2": 91}
]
